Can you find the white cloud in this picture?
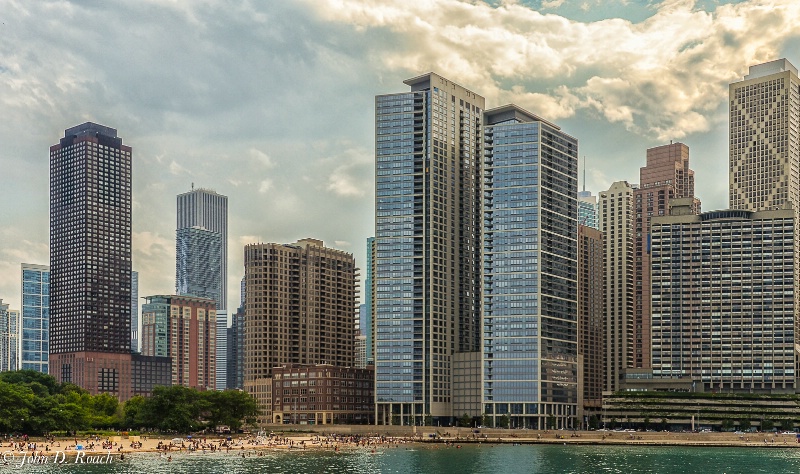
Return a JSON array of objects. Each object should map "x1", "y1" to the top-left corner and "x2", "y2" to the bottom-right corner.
[
  {"x1": 308, "y1": 0, "x2": 800, "y2": 140},
  {"x1": 249, "y1": 147, "x2": 275, "y2": 168}
]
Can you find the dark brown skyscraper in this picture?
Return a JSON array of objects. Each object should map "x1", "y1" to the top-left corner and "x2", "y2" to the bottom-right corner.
[{"x1": 50, "y1": 122, "x2": 133, "y2": 399}]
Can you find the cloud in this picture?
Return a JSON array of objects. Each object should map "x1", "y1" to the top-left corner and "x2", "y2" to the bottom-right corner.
[
  {"x1": 249, "y1": 147, "x2": 275, "y2": 168},
  {"x1": 169, "y1": 160, "x2": 187, "y2": 175},
  {"x1": 307, "y1": 0, "x2": 800, "y2": 140}
]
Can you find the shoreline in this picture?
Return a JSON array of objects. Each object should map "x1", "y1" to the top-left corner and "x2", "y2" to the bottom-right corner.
[{"x1": 4, "y1": 429, "x2": 800, "y2": 456}]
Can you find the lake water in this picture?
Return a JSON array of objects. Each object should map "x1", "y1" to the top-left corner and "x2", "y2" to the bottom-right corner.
[{"x1": 6, "y1": 444, "x2": 800, "y2": 473}]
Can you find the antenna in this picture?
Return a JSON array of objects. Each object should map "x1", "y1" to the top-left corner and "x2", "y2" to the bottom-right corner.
[
  {"x1": 582, "y1": 156, "x2": 586, "y2": 192},
  {"x1": 192, "y1": 182, "x2": 194, "y2": 190}
]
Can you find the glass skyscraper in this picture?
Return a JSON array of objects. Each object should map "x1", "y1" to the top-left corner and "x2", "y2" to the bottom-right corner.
[
  {"x1": 0, "y1": 300, "x2": 19, "y2": 372},
  {"x1": 364, "y1": 236, "x2": 375, "y2": 364},
  {"x1": 176, "y1": 226, "x2": 222, "y2": 308},
  {"x1": 374, "y1": 73, "x2": 484, "y2": 424},
  {"x1": 482, "y1": 105, "x2": 578, "y2": 429},
  {"x1": 21, "y1": 263, "x2": 50, "y2": 373}
]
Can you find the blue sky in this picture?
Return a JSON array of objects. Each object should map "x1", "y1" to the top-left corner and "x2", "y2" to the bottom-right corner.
[{"x1": 0, "y1": 0, "x2": 798, "y2": 311}]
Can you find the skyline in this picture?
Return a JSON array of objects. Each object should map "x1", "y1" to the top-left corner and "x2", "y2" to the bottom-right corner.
[{"x1": 2, "y1": 0, "x2": 800, "y2": 311}]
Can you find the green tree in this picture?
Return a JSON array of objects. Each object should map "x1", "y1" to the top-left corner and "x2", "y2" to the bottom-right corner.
[
  {"x1": 721, "y1": 419, "x2": 734, "y2": 432},
  {"x1": 609, "y1": 418, "x2": 618, "y2": 430},
  {"x1": 139, "y1": 385, "x2": 204, "y2": 432},
  {"x1": 498, "y1": 415, "x2": 509, "y2": 429},
  {"x1": 739, "y1": 418, "x2": 752, "y2": 432},
  {"x1": 781, "y1": 418, "x2": 795, "y2": 432},
  {"x1": 660, "y1": 418, "x2": 669, "y2": 431},
  {"x1": 482, "y1": 413, "x2": 492, "y2": 428},
  {"x1": 202, "y1": 390, "x2": 260, "y2": 431},
  {"x1": 761, "y1": 419, "x2": 775, "y2": 432},
  {"x1": 458, "y1": 413, "x2": 472, "y2": 428},
  {"x1": 0, "y1": 370, "x2": 60, "y2": 396},
  {"x1": 588, "y1": 415, "x2": 600, "y2": 430},
  {"x1": 547, "y1": 415, "x2": 557, "y2": 430}
]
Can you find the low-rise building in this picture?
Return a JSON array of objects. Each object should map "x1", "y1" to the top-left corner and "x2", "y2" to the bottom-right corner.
[{"x1": 270, "y1": 364, "x2": 374, "y2": 425}]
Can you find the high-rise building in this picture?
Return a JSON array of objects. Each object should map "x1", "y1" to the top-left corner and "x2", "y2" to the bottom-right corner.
[
  {"x1": 226, "y1": 307, "x2": 244, "y2": 390},
  {"x1": 599, "y1": 181, "x2": 635, "y2": 393},
  {"x1": 633, "y1": 143, "x2": 699, "y2": 369},
  {"x1": 176, "y1": 202, "x2": 225, "y2": 390},
  {"x1": 364, "y1": 237, "x2": 375, "y2": 365},
  {"x1": 20, "y1": 264, "x2": 50, "y2": 373},
  {"x1": 141, "y1": 295, "x2": 216, "y2": 390},
  {"x1": 729, "y1": 59, "x2": 800, "y2": 215},
  {"x1": 578, "y1": 191, "x2": 598, "y2": 229},
  {"x1": 176, "y1": 226, "x2": 222, "y2": 308},
  {"x1": 215, "y1": 312, "x2": 227, "y2": 390},
  {"x1": 578, "y1": 225, "x2": 603, "y2": 423},
  {"x1": 482, "y1": 105, "x2": 579, "y2": 429},
  {"x1": 131, "y1": 270, "x2": 139, "y2": 353},
  {"x1": 49, "y1": 122, "x2": 133, "y2": 398},
  {"x1": 243, "y1": 239, "x2": 356, "y2": 402},
  {"x1": 730, "y1": 59, "x2": 800, "y2": 365},
  {"x1": 0, "y1": 300, "x2": 19, "y2": 372},
  {"x1": 651, "y1": 201, "x2": 796, "y2": 392},
  {"x1": 374, "y1": 73, "x2": 483, "y2": 425},
  {"x1": 177, "y1": 188, "x2": 228, "y2": 312}
]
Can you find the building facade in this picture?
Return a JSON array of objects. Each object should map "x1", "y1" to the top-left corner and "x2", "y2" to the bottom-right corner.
[
  {"x1": 729, "y1": 59, "x2": 800, "y2": 216},
  {"x1": 270, "y1": 364, "x2": 374, "y2": 425},
  {"x1": 176, "y1": 226, "x2": 222, "y2": 307},
  {"x1": 599, "y1": 181, "x2": 635, "y2": 393},
  {"x1": 215, "y1": 313, "x2": 227, "y2": 390},
  {"x1": 141, "y1": 295, "x2": 217, "y2": 390},
  {"x1": 374, "y1": 73, "x2": 483, "y2": 425},
  {"x1": 131, "y1": 270, "x2": 139, "y2": 353},
  {"x1": 20, "y1": 263, "x2": 50, "y2": 373},
  {"x1": 578, "y1": 225, "x2": 603, "y2": 423},
  {"x1": 650, "y1": 202, "x2": 796, "y2": 392},
  {"x1": 633, "y1": 143, "x2": 699, "y2": 369},
  {"x1": 177, "y1": 188, "x2": 228, "y2": 312},
  {"x1": 0, "y1": 300, "x2": 19, "y2": 372},
  {"x1": 578, "y1": 191, "x2": 598, "y2": 229},
  {"x1": 243, "y1": 239, "x2": 356, "y2": 394},
  {"x1": 226, "y1": 307, "x2": 244, "y2": 390},
  {"x1": 364, "y1": 237, "x2": 375, "y2": 365},
  {"x1": 49, "y1": 122, "x2": 133, "y2": 398},
  {"x1": 482, "y1": 105, "x2": 579, "y2": 429}
]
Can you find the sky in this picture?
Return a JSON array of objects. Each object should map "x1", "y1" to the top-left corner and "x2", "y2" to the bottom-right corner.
[{"x1": 1, "y1": 0, "x2": 799, "y2": 313}]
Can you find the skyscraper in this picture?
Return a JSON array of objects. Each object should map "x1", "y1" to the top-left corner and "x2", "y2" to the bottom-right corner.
[
  {"x1": 364, "y1": 236, "x2": 375, "y2": 365},
  {"x1": 729, "y1": 59, "x2": 800, "y2": 215},
  {"x1": 176, "y1": 188, "x2": 228, "y2": 312},
  {"x1": 131, "y1": 270, "x2": 139, "y2": 353},
  {"x1": 20, "y1": 263, "x2": 50, "y2": 373},
  {"x1": 577, "y1": 191, "x2": 598, "y2": 229},
  {"x1": 482, "y1": 105, "x2": 578, "y2": 429},
  {"x1": 599, "y1": 181, "x2": 635, "y2": 393},
  {"x1": 633, "y1": 143, "x2": 699, "y2": 369},
  {"x1": 0, "y1": 300, "x2": 19, "y2": 372},
  {"x1": 176, "y1": 190, "x2": 226, "y2": 391},
  {"x1": 175, "y1": 226, "x2": 222, "y2": 307},
  {"x1": 374, "y1": 73, "x2": 484, "y2": 425},
  {"x1": 49, "y1": 122, "x2": 133, "y2": 398},
  {"x1": 578, "y1": 225, "x2": 603, "y2": 424},
  {"x1": 651, "y1": 201, "x2": 796, "y2": 392},
  {"x1": 243, "y1": 239, "x2": 356, "y2": 412}
]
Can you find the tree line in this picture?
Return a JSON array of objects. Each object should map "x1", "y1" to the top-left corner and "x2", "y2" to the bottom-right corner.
[{"x1": 0, "y1": 370, "x2": 259, "y2": 435}]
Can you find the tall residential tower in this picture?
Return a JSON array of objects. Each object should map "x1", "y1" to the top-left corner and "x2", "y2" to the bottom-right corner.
[
  {"x1": 374, "y1": 73, "x2": 484, "y2": 424},
  {"x1": 20, "y1": 264, "x2": 50, "y2": 373},
  {"x1": 482, "y1": 105, "x2": 579, "y2": 429},
  {"x1": 49, "y1": 122, "x2": 133, "y2": 398}
]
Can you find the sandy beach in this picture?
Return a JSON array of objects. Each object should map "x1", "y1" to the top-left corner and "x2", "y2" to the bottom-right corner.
[{"x1": 5, "y1": 428, "x2": 800, "y2": 459}]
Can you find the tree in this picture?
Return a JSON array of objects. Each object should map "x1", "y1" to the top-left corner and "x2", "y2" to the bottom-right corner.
[
  {"x1": 660, "y1": 418, "x2": 669, "y2": 431},
  {"x1": 123, "y1": 395, "x2": 147, "y2": 429},
  {"x1": 498, "y1": 415, "x2": 509, "y2": 429},
  {"x1": 458, "y1": 413, "x2": 471, "y2": 428},
  {"x1": 547, "y1": 415, "x2": 557, "y2": 430},
  {"x1": 739, "y1": 418, "x2": 752, "y2": 432},
  {"x1": 781, "y1": 418, "x2": 794, "y2": 432},
  {"x1": 721, "y1": 419, "x2": 734, "y2": 432},
  {"x1": 482, "y1": 413, "x2": 492, "y2": 428},
  {"x1": 642, "y1": 415, "x2": 650, "y2": 431},
  {"x1": 588, "y1": 415, "x2": 599, "y2": 430},
  {"x1": 761, "y1": 419, "x2": 775, "y2": 432}
]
